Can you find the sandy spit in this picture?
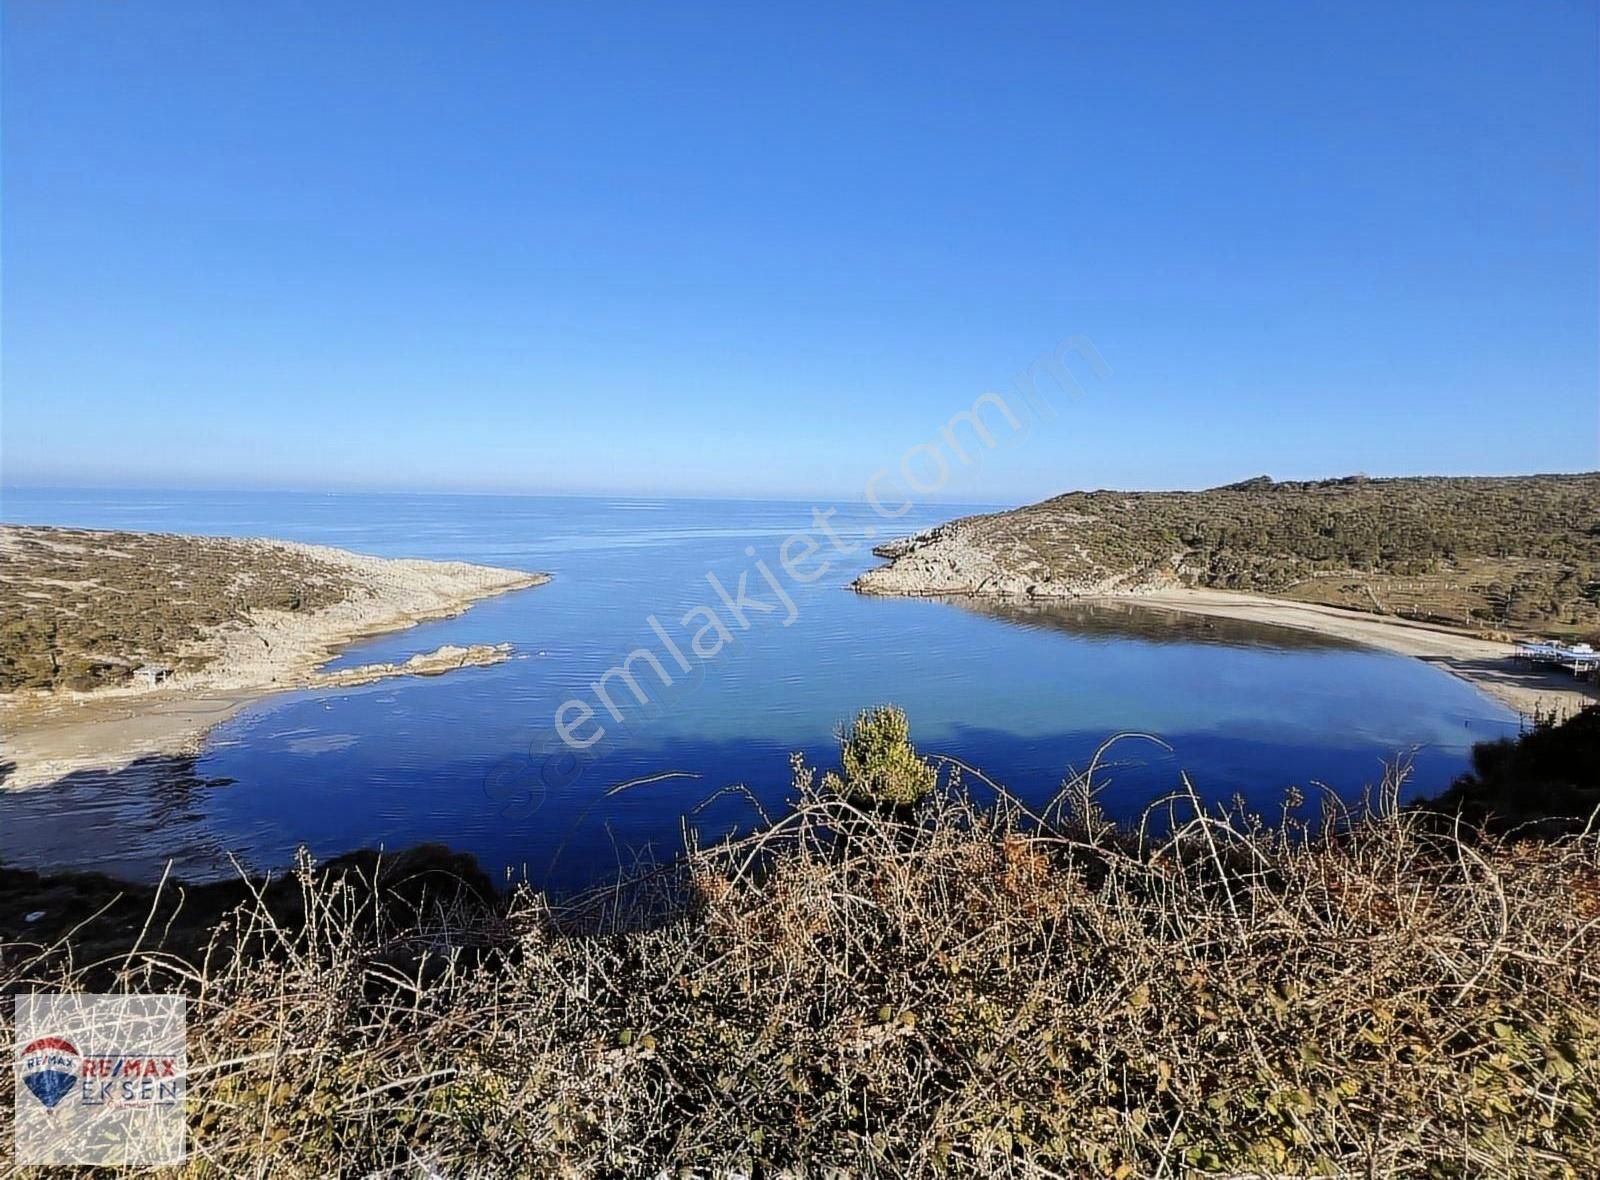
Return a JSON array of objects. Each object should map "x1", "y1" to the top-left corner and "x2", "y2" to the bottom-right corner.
[{"x1": 1, "y1": 540, "x2": 548, "y2": 790}]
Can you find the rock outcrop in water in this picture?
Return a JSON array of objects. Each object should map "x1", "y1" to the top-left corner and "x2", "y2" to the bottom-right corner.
[{"x1": 308, "y1": 643, "x2": 515, "y2": 688}]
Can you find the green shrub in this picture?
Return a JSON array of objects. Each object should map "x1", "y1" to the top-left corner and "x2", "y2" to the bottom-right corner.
[
  {"x1": 1420, "y1": 704, "x2": 1600, "y2": 835},
  {"x1": 826, "y1": 704, "x2": 937, "y2": 808}
]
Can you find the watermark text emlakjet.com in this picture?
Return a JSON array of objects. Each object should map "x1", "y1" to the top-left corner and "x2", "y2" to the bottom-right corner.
[{"x1": 482, "y1": 333, "x2": 1110, "y2": 819}]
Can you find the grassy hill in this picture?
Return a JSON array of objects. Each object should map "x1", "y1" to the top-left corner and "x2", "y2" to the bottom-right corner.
[{"x1": 860, "y1": 473, "x2": 1600, "y2": 637}]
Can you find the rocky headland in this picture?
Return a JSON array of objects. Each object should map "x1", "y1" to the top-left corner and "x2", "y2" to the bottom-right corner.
[
  {"x1": 0, "y1": 525, "x2": 547, "y2": 787},
  {"x1": 854, "y1": 474, "x2": 1600, "y2": 718}
]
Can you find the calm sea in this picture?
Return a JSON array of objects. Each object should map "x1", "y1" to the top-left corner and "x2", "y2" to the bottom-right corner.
[{"x1": 0, "y1": 488, "x2": 1518, "y2": 888}]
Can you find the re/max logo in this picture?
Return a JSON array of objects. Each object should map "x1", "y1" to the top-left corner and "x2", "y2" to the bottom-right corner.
[{"x1": 78, "y1": 1055, "x2": 182, "y2": 1107}]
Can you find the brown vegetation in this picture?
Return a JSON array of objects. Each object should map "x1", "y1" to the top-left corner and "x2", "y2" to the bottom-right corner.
[
  {"x1": 0, "y1": 526, "x2": 357, "y2": 691},
  {"x1": 876, "y1": 473, "x2": 1600, "y2": 636},
  {"x1": 3, "y1": 709, "x2": 1597, "y2": 1177}
]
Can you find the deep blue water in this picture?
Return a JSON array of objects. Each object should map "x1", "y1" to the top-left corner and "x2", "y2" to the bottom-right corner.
[{"x1": 1, "y1": 488, "x2": 1519, "y2": 888}]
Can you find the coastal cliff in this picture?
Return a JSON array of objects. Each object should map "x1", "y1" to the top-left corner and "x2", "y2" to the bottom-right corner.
[{"x1": 854, "y1": 516, "x2": 1172, "y2": 598}]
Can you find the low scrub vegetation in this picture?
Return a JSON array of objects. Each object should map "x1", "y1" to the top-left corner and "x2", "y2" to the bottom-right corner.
[
  {"x1": 3, "y1": 708, "x2": 1598, "y2": 1177},
  {"x1": 958, "y1": 473, "x2": 1600, "y2": 635},
  {"x1": 0, "y1": 526, "x2": 355, "y2": 691},
  {"x1": 825, "y1": 704, "x2": 939, "y2": 808}
]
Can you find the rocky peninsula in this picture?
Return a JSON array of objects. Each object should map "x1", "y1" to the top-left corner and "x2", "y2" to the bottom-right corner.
[{"x1": 0, "y1": 525, "x2": 547, "y2": 787}]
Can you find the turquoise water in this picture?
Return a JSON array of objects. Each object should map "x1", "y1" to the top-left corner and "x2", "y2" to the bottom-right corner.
[{"x1": 0, "y1": 488, "x2": 1518, "y2": 887}]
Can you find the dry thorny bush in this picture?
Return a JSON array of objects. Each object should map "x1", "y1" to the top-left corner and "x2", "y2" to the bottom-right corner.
[{"x1": 3, "y1": 735, "x2": 1598, "y2": 1179}]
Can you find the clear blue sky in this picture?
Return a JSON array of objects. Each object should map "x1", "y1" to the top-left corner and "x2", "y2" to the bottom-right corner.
[{"x1": 3, "y1": 1, "x2": 1596, "y2": 503}]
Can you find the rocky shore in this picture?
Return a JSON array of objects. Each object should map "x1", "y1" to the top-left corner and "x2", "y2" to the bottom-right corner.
[
  {"x1": 0, "y1": 528, "x2": 547, "y2": 788},
  {"x1": 853, "y1": 519, "x2": 1173, "y2": 598},
  {"x1": 308, "y1": 642, "x2": 515, "y2": 688}
]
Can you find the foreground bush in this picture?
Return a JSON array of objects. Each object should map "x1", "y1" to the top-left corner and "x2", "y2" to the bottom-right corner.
[
  {"x1": 1422, "y1": 704, "x2": 1600, "y2": 836},
  {"x1": 824, "y1": 704, "x2": 938, "y2": 809},
  {"x1": 3, "y1": 739, "x2": 1598, "y2": 1177}
]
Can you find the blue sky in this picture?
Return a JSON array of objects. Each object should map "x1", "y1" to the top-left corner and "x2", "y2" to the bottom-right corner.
[{"x1": 3, "y1": 1, "x2": 1596, "y2": 504}]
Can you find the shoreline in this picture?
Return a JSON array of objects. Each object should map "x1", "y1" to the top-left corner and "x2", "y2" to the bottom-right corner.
[
  {"x1": 1, "y1": 537, "x2": 548, "y2": 789},
  {"x1": 852, "y1": 523, "x2": 1597, "y2": 721},
  {"x1": 874, "y1": 579, "x2": 1595, "y2": 721},
  {"x1": 1112, "y1": 588, "x2": 1597, "y2": 720}
]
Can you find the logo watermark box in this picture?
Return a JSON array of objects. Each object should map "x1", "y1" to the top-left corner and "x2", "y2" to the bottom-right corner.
[{"x1": 13, "y1": 993, "x2": 186, "y2": 1166}]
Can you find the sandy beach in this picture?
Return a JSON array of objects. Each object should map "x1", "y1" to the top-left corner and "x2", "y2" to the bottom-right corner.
[
  {"x1": 1097, "y1": 588, "x2": 1597, "y2": 721},
  {"x1": 1, "y1": 535, "x2": 547, "y2": 789},
  {"x1": 854, "y1": 520, "x2": 1598, "y2": 722}
]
